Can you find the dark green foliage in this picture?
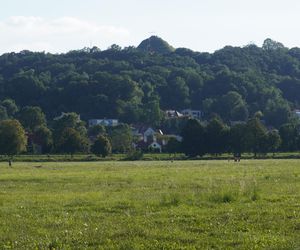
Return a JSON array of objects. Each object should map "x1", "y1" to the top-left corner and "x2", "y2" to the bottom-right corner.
[
  {"x1": 206, "y1": 118, "x2": 229, "y2": 155},
  {"x1": 107, "y1": 124, "x2": 133, "y2": 153},
  {"x1": 88, "y1": 124, "x2": 106, "y2": 137},
  {"x1": 141, "y1": 99, "x2": 163, "y2": 127},
  {"x1": 229, "y1": 123, "x2": 248, "y2": 155},
  {"x1": 0, "y1": 119, "x2": 27, "y2": 157},
  {"x1": 138, "y1": 36, "x2": 175, "y2": 54},
  {"x1": 33, "y1": 125, "x2": 53, "y2": 153},
  {"x1": 1, "y1": 99, "x2": 18, "y2": 118},
  {"x1": 18, "y1": 106, "x2": 46, "y2": 131},
  {"x1": 124, "y1": 149, "x2": 144, "y2": 161},
  {"x1": 166, "y1": 137, "x2": 181, "y2": 154},
  {"x1": 267, "y1": 129, "x2": 282, "y2": 154},
  {"x1": 245, "y1": 118, "x2": 267, "y2": 157},
  {"x1": 181, "y1": 119, "x2": 206, "y2": 157},
  {"x1": 0, "y1": 105, "x2": 8, "y2": 120},
  {"x1": 279, "y1": 123, "x2": 299, "y2": 151},
  {"x1": 91, "y1": 135, "x2": 111, "y2": 158},
  {"x1": 56, "y1": 128, "x2": 89, "y2": 155},
  {"x1": 0, "y1": 36, "x2": 299, "y2": 128},
  {"x1": 52, "y1": 112, "x2": 87, "y2": 146},
  {"x1": 264, "y1": 98, "x2": 291, "y2": 128}
]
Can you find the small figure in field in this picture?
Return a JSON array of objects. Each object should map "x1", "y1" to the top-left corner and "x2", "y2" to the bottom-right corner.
[{"x1": 234, "y1": 153, "x2": 241, "y2": 162}]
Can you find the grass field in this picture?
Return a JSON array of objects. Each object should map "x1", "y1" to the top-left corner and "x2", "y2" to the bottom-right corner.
[
  {"x1": 2, "y1": 151, "x2": 300, "y2": 163},
  {"x1": 0, "y1": 160, "x2": 299, "y2": 249}
]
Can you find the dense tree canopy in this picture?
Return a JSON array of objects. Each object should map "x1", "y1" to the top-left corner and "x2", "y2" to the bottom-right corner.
[
  {"x1": 0, "y1": 119, "x2": 27, "y2": 159},
  {"x1": 0, "y1": 37, "x2": 299, "y2": 129},
  {"x1": 91, "y1": 135, "x2": 112, "y2": 158}
]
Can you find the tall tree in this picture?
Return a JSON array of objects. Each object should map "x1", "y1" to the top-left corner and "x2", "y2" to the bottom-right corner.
[
  {"x1": 0, "y1": 120, "x2": 27, "y2": 166},
  {"x1": 52, "y1": 112, "x2": 87, "y2": 147},
  {"x1": 56, "y1": 128, "x2": 89, "y2": 156},
  {"x1": 267, "y1": 129, "x2": 282, "y2": 155},
  {"x1": 107, "y1": 124, "x2": 133, "y2": 153},
  {"x1": 1, "y1": 99, "x2": 18, "y2": 118},
  {"x1": 33, "y1": 125, "x2": 53, "y2": 153},
  {"x1": 229, "y1": 123, "x2": 248, "y2": 156},
  {"x1": 246, "y1": 118, "x2": 267, "y2": 157},
  {"x1": 91, "y1": 135, "x2": 112, "y2": 158},
  {"x1": 18, "y1": 106, "x2": 46, "y2": 131},
  {"x1": 181, "y1": 119, "x2": 206, "y2": 157},
  {"x1": 206, "y1": 118, "x2": 227, "y2": 155},
  {"x1": 279, "y1": 123, "x2": 298, "y2": 151}
]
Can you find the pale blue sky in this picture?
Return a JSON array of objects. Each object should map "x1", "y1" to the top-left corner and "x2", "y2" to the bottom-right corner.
[{"x1": 1, "y1": 0, "x2": 300, "y2": 54}]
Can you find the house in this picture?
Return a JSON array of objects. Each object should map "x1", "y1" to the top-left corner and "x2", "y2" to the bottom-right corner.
[
  {"x1": 135, "y1": 139, "x2": 163, "y2": 153},
  {"x1": 88, "y1": 119, "x2": 119, "y2": 127},
  {"x1": 54, "y1": 112, "x2": 81, "y2": 121},
  {"x1": 294, "y1": 110, "x2": 300, "y2": 118},
  {"x1": 132, "y1": 125, "x2": 166, "y2": 153},
  {"x1": 181, "y1": 109, "x2": 202, "y2": 120},
  {"x1": 165, "y1": 110, "x2": 184, "y2": 118},
  {"x1": 132, "y1": 125, "x2": 155, "y2": 140}
]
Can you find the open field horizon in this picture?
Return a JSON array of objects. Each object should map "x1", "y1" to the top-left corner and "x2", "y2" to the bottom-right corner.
[{"x1": 0, "y1": 160, "x2": 299, "y2": 249}]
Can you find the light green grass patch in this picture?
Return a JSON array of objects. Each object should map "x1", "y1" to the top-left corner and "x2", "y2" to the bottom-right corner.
[{"x1": 0, "y1": 160, "x2": 299, "y2": 249}]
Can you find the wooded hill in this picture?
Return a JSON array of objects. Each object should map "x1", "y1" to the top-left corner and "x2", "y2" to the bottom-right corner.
[{"x1": 0, "y1": 36, "x2": 300, "y2": 128}]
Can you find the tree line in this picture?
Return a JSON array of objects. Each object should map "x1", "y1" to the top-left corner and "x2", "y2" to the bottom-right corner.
[
  {"x1": 179, "y1": 117, "x2": 282, "y2": 158},
  {"x1": 0, "y1": 103, "x2": 300, "y2": 162},
  {"x1": 0, "y1": 107, "x2": 134, "y2": 162}
]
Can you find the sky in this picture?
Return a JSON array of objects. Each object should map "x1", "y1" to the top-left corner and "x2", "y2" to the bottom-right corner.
[{"x1": 1, "y1": 0, "x2": 300, "y2": 54}]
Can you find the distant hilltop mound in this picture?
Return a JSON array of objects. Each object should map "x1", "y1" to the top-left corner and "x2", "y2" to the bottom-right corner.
[{"x1": 138, "y1": 36, "x2": 175, "y2": 54}]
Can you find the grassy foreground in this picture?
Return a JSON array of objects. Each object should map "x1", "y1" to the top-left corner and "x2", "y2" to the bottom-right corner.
[{"x1": 0, "y1": 160, "x2": 299, "y2": 249}]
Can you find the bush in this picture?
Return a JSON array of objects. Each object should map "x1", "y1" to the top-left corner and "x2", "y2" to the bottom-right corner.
[{"x1": 124, "y1": 150, "x2": 143, "y2": 161}]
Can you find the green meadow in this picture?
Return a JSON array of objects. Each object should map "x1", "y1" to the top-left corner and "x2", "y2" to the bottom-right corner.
[{"x1": 0, "y1": 160, "x2": 299, "y2": 249}]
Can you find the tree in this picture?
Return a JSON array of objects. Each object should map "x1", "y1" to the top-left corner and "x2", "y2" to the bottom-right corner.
[
  {"x1": 18, "y1": 106, "x2": 46, "y2": 131},
  {"x1": 52, "y1": 112, "x2": 87, "y2": 148},
  {"x1": 264, "y1": 98, "x2": 291, "y2": 128},
  {"x1": 142, "y1": 99, "x2": 163, "y2": 127},
  {"x1": 7, "y1": 70, "x2": 45, "y2": 106},
  {"x1": 0, "y1": 106, "x2": 8, "y2": 121},
  {"x1": 161, "y1": 76, "x2": 190, "y2": 109},
  {"x1": 229, "y1": 123, "x2": 248, "y2": 156},
  {"x1": 279, "y1": 123, "x2": 298, "y2": 151},
  {"x1": 33, "y1": 125, "x2": 53, "y2": 153},
  {"x1": 91, "y1": 135, "x2": 112, "y2": 157},
  {"x1": 246, "y1": 118, "x2": 267, "y2": 157},
  {"x1": 215, "y1": 91, "x2": 248, "y2": 122},
  {"x1": 181, "y1": 119, "x2": 206, "y2": 157},
  {"x1": 262, "y1": 38, "x2": 285, "y2": 51},
  {"x1": 1, "y1": 99, "x2": 18, "y2": 118},
  {"x1": 0, "y1": 120, "x2": 27, "y2": 166},
  {"x1": 206, "y1": 118, "x2": 229, "y2": 155},
  {"x1": 88, "y1": 124, "x2": 106, "y2": 138},
  {"x1": 166, "y1": 137, "x2": 181, "y2": 155},
  {"x1": 107, "y1": 124, "x2": 133, "y2": 153},
  {"x1": 267, "y1": 129, "x2": 282, "y2": 155},
  {"x1": 56, "y1": 128, "x2": 89, "y2": 156}
]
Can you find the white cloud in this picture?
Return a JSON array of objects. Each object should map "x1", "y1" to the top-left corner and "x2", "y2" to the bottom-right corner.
[{"x1": 0, "y1": 16, "x2": 131, "y2": 54}]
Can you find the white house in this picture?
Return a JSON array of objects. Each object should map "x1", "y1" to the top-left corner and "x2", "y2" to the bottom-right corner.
[
  {"x1": 181, "y1": 109, "x2": 202, "y2": 120},
  {"x1": 165, "y1": 110, "x2": 184, "y2": 118},
  {"x1": 132, "y1": 125, "x2": 166, "y2": 152},
  {"x1": 148, "y1": 141, "x2": 162, "y2": 152},
  {"x1": 88, "y1": 119, "x2": 119, "y2": 127},
  {"x1": 294, "y1": 110, "x2": 300, "y2": 118}
]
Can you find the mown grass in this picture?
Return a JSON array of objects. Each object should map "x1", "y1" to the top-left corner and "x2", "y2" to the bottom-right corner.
[{"x1": 0, "y1": 160, "x2": 299, "y2": 249}]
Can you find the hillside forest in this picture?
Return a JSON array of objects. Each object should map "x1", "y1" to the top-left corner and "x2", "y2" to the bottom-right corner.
[{"x1": 0, "y1": 36, "x2": 300, "y2": 156}]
